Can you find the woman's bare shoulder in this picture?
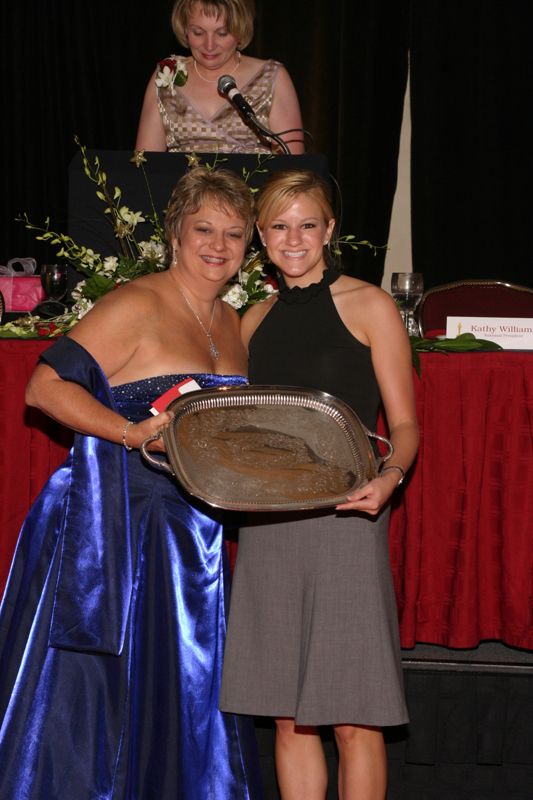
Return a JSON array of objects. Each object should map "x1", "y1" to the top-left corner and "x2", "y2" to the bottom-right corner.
[
  {"x1": 71, "y1": 274, "x2": 162, "y2": 337},
  {"x1": 331, "y1": 274, "x2": 405, "y2": 346},
  {"x1": 241, "y1": 55, "x2": 269, "y2": 69},
  {"x1": 238, "y1": 55, "x2": 272, "y2": 83},
  {"x1": 333, "y1": 274, "x2": 395, "y2": 308},
  {"x1": 244, "y1": 293, "x2": 277, "y2": 321},
  {"x1": 67, "y1": 274, "x2": 169, "y2": 375}
]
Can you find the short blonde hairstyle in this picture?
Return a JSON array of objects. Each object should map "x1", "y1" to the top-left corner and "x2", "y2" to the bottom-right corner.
[
  {"x1": 256, "y1": 170, "x2": 335, "y2": 230},
  {"x1": 171, "y1": 0, "x2": 255, "y2": 50},
  {"x1": 164, "y1": 167, "x2": 256, "y2": 247}
]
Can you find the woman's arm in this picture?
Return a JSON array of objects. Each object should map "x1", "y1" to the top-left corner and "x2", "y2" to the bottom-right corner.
[
  {"x1": 336, "y1": 289, "x2": 419, "y2": 514},
  {"x1": 269, "y1": 65, "x2": 305, "y2": 154},
  {"x1": 135, "y1": 70, "x2": 167, "y2": 151},
  {"x1": 25, "y1": 364, "x2": 171, "y2": 451},
  {"x1": 26, "y1": 286, "x2": 172, "y2": 450}
]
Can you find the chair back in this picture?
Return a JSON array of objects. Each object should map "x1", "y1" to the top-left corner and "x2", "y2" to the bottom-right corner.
[{"x1": 418, "y1": 279, "x2": 533, "y2": 337}]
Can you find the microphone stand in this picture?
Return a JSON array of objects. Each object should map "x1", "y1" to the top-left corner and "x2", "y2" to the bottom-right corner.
[{"x1": 243, "y1": 114, "x2": 291, "y2": 155}]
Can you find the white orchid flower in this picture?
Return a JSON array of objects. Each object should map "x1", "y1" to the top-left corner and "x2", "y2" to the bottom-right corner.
[
  {"x1": 101, "y1": 256, "x2": 119, "y2": 276},
  {"x1": 70, "y1": 280, "x2": 86, "y2": 301},
  {"x1": 221, "y1": 284, "x2": 249, "y2": 310},
  {"x1": 139, "y1": 240, "x2": 167, "y2": 263},
  {"x1": 71, "y1": 296, "x2": 94, "y2": 319},
  {"x1": 119, "y1": 207, "x2": 145, "y2": 227}
]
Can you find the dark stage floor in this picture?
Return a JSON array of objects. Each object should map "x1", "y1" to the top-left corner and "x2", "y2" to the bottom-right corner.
[{"x1": 254, "y1": 663, "x2": 533, "y2": 799}]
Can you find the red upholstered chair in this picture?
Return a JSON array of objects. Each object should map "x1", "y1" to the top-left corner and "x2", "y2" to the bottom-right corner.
[{"x1": 417, "y1": 279, "x2": 533, "y2": 337}]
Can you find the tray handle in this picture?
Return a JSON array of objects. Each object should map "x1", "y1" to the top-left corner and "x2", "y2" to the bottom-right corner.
[
  {"x1": 367, "y1": 431, "x2": 394, "y2": 468},
  {"x1": 140, "y1": 433, "x2": 174, "y2": 475}
]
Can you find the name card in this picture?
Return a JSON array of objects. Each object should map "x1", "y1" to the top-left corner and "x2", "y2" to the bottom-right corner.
[{"x1": 446, "y1": 316, "x2": 533, "y2": 349}]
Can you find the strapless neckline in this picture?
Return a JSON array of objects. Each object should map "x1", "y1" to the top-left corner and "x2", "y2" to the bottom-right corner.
[{"x1": 110, "y1": 373, "x2": 246, "y2": 391}]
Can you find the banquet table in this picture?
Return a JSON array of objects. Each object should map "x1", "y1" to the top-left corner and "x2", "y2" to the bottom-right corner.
[
  {"x1": 0, "y1": 340, "x2": 72, "y2": 594},
  {"x1": 1, "y1": 340, "x2": 532, "y2": 650}
]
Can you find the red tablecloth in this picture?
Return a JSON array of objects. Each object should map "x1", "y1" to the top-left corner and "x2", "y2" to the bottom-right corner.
[
  {"x1": 389, "y1": 351, "x2": 533, "y2": 649},
  {"x1": 1, "y1": 342, "x2": 532, "y2": 649},
  {"x1": 0, "y1": 340, "x2": 72, "y2": 592}
]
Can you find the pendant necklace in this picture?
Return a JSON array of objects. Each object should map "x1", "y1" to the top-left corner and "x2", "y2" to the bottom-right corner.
[
  {"x1": 177, "y1": 284, "x2": 220, "y2": 360},
  {"x1": 194, "y1": 51, "x2": 241, "y2": 84}
]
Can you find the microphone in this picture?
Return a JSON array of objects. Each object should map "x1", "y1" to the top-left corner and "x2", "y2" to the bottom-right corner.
[
  {"x1": 217, "y1": 75, "x2": 256, "y2": 120},
  {"x1": 217, "y1": 74, "x2": 291, "y2": 154}
]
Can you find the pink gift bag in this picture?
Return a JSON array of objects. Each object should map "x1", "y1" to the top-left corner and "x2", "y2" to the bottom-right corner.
[{"x1": 0, "y1": 258, "x2": 45, "y2": 312}]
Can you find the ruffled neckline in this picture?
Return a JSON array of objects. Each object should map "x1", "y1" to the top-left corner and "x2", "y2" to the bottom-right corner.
[{"x1": 277, "y1": 266, "x2": 341, "y2": 304}]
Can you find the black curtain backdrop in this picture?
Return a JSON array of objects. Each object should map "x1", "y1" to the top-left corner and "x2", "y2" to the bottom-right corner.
[
  {"x1": 410, "y1": 1, "x2": 533, "y2": 289},
  {"x1": 1, "y1": 2, "x2": 532, "y2": 288}
]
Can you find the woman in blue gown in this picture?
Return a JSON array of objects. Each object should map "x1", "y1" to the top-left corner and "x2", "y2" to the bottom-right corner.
[{"x1": 0, "y1": 167, "x2": 262, "y2": 799}]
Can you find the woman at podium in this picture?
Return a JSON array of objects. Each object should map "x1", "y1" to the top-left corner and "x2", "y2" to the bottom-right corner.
[{"x1": 136, "y1": 0, "x2": 304, "y2": 154}]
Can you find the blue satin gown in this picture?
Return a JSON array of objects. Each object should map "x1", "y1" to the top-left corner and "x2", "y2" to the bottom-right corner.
[{"x1": 0, "y1": 337, "x2": 261, "y2": 799}]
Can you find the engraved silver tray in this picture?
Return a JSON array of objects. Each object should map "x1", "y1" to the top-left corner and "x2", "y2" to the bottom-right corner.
[{"x1": 141, "y1": 385, "x2": 393, "y2": 512}]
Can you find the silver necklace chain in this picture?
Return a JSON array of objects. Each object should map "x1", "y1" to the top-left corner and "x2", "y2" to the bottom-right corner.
[
  {"x1": 193, "y1": 51, "x2": 241, "y2": 84},
  {"x1": 177, "y1": 285, "x2": 220, "y2": 360}
]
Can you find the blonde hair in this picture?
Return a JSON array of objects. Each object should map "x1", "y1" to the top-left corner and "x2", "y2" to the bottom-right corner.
[
  {"x1": 256, "y1": 170, "x2": 335, "y2": 230},
  {"x1": 171, "y1": 0, "x2": 255, "y2": 50},
  {"x1": 164, "y1": 167, "x2": 255, "y2": 246}
]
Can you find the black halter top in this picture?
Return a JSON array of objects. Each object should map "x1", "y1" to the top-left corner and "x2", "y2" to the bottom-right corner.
[{"x1": 248, "y1": 268, "x2": 381, "y2": 431}]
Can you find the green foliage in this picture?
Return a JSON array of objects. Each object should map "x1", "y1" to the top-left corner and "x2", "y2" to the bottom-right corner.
[{"x1": 410, "y1": 333, "x2": 502, "y2": 376}]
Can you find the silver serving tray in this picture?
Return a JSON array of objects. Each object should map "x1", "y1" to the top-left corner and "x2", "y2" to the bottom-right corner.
[{"x1": 141, "y1": 385, "x2": 393, "y2": 512}]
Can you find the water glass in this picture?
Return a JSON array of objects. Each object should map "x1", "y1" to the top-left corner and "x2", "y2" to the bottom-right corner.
[{"x1": 391, "y1": 272, "x2": 424, "y2": 336}]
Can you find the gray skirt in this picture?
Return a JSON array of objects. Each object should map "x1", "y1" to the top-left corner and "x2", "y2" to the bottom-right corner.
[{"x1": 220, "y1": 507, "x2": 408, "y2": 727}]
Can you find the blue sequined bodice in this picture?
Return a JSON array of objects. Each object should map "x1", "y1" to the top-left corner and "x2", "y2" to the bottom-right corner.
[{"x1": 111, "y1": 374, "x2": 247, "y2": 422}]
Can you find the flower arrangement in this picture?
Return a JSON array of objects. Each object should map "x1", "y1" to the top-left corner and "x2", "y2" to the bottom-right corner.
[
  {"x1": 221, "y1": 249, "x2": 278, "y2": 311},
  {"x1": 0, "y1": 141, "x2": 168, "y2": 338},
  {"x1": 155, "y1": 57, "x2": 188, "y2": 89}
]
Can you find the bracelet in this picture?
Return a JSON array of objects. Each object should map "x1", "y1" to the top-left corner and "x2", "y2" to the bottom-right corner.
[
  {"x1": 380, "y1": 464, "x2": 405, "y2": 485},
  {"x1": 122, "y1": 420, "x2": 134, "y2": 451}
]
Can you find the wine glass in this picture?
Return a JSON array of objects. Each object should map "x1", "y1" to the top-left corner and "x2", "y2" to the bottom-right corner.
[
  {"x1": 40, "y1": 264, "x2": 68, "y2": 304},
  {"x1": 391, "y1": 272, "x2": 424, "y2": 337}
]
